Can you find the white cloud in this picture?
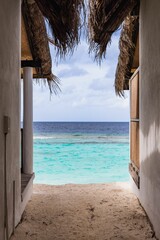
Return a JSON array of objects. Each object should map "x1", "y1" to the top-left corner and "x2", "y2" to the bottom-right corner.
[
  {"x1": 72, "y1": 97, "x2": 87, "y2": 107},
  {"x1": 31, "y1": 31, "x2": 129, "y2": 122}
]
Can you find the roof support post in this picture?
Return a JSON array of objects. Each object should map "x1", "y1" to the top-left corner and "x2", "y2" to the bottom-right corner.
[{"x1": 23, "y1": 67, "x2": 33, "y2": 174}]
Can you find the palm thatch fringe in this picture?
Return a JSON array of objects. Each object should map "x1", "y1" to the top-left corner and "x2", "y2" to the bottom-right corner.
[
  {"x1": 88, "y1": 0, "x2": 138, "y2": 62},
  {"x1": 22, "y1": 0, "x2": 60, "y2": 94},
  {"x1": 35, "y1": 0, "x2": 85, "y2": 58},
  {"x1": 115, "y1": 15, "x2": 139, "y2": 97},
  {"x1": 35, "y1": 75, "x2": 61, "y2": 95}
]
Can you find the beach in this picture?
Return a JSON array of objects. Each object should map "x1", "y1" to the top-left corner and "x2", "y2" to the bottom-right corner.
[{"x1": 11, "y1": 183, "x2": 156, "y2": 240}]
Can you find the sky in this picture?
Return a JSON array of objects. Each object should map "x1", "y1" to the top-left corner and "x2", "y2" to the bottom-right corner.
[{"x1": 30, "y1": 31, "x2": 129, "y2": 122}]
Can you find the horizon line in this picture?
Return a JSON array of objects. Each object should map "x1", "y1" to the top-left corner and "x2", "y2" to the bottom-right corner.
[{"x1": 31, "y1": 121, "x2": 129, "y2": 123}]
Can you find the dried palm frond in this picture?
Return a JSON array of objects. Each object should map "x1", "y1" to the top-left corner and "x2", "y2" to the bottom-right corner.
[
  {"x1": 115, "y1": 15, "x2": 139, "y2": 97},
  {"x1": 35, "y1": 0, "x2": 85, "y2": 58},
  {"x1": 22, "y1": 0, "x2": 60, "y2": 94},
  {"x1": 35, "y1": 75, "x2": 61, "y2": 95},
  {"x1": 88, "y1": 0, "x2": 138, "y2": 62}
]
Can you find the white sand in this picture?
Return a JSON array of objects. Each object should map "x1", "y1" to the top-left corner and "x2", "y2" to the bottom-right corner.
[{"x1": 11, "y1": 183, "x2": 156, "y2": 240}]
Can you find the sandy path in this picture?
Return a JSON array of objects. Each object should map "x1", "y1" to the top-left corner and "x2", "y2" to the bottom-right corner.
[{"x1": 11, "y1": 183, "x2": 156, "y2": 240}]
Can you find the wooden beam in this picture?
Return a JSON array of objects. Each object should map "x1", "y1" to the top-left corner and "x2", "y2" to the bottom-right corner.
[{"x1": 21, "y1": 60, "x2": 41, "y2": 68}]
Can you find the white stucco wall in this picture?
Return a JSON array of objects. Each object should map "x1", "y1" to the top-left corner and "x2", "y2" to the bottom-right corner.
[
  {"x1": 139, "y1": 0, "x2": 160, "y2": 238},
  {"x1": 0, "y1": 0, "x2": 21, "y2": 239}
]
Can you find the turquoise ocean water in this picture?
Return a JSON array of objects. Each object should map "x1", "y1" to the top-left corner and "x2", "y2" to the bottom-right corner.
[{"x1": 33, "y1": 122, "x2": 129, "y2": 185}]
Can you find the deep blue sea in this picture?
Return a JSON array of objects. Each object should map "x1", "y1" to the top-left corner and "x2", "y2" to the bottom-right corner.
[{"x1": 33, "y1": 122, "x2": 129, "y2": 185}]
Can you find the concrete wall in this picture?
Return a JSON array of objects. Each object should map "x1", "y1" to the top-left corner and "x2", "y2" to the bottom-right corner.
[
  {"x1": 139, "y1": 0, "x2": 160, "y2": 238},
  {"x1": 0, "y1": 0, "x2": 21, "y2": 239}
]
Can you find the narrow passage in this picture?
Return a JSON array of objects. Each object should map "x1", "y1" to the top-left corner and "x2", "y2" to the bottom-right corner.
[{"x1": 11, "y1": 183, "x2": 156, "y2": 240}]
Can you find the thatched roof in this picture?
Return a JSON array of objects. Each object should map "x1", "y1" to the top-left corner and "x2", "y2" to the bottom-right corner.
[
  {"x1": 88, "y1": 0, "x2": 138, "y2": 61},
  {"x1": 115, "y1": 10, "x2": 139, "y2": 96},
  {"x1": 21, "y1": 0, "x2": 140, "y2": 94},
  {"x1": 21, "y1": 0, "x2": 60, "y2": 94},
  {"x1": 35, "y1": 0, "x2": 85, "y2": 57}
]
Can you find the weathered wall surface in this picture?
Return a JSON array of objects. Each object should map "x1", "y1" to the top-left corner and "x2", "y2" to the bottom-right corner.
[
  {"x1": 0, "y1": 0, "x2": 21, "y2": 239},
  {"x1": 140, "y1": 0, "x2": 160, "y2": 238}
]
